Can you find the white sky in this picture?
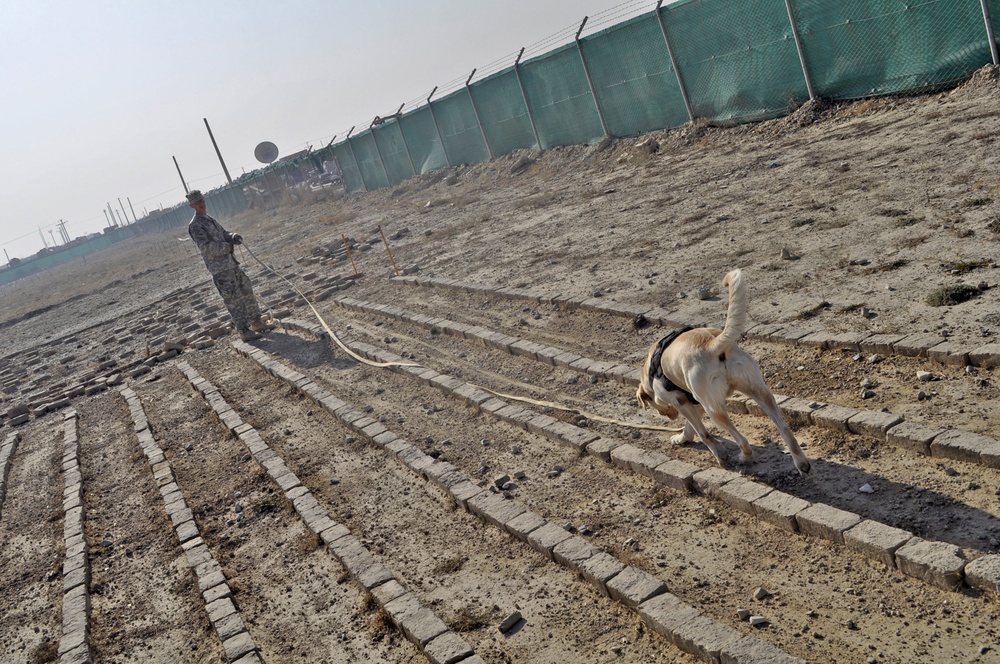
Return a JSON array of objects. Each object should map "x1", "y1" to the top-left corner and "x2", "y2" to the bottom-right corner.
[{"x1": 0, "y1": 0, "x2": 653, "y2": 260}]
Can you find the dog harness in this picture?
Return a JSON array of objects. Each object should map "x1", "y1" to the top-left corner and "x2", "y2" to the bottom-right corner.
[{"x1": 648, "y1": 326, "x2": 699, "y2": 405}]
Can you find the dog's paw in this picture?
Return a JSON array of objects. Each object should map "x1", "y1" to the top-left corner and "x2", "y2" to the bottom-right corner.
[
  {"x1": 737, "y1": 450, "x2": 753, "y2": 465},
  {"x1": 795, "y1": 458, "x2": 812, "y2": 476},
  {"x1": 670, "y1": 433, "x2": 692, "y2": 446}
]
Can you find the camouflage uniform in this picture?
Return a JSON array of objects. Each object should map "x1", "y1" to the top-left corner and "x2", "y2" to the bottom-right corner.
[{"x1": 188, "y1": 212, "x2": 262, "y2": 333}]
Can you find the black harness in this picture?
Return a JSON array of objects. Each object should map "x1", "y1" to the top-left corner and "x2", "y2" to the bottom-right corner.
[{"x1": 648, "y1": 326, "x2": 699, "y2": 405}]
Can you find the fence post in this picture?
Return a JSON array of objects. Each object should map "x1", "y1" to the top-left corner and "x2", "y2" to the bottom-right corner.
[
  {"x1": 574, "y1": 17, "x2": 610, "y2": 137},
  {"x1": 344, "y1": 126, "x2": 369, "y2": 192},
  {"x1": 783, "y1": 0, "x2": 816, "y2": 100},
  {"x1": 513, "y1": 48, "x2": 543, "y2": 150},
  {"x1": 368, "y1": 117, "x2": 392, "y2": 188},
  {"x1": 465, "y1": 69, "x2": 495, "y2": 159},
  {"x1": 982, "y1": 0, "x2": 1000, "y2": 65},
  {"x1": 393, "y1": 103, "x2": 418, "y2": 178},
  {"x1": 426, "y1": 86, "x2": 453, "y2": 167},
  {"x1": 654, "y1": 0, "x2": 695, "y2": 123}
]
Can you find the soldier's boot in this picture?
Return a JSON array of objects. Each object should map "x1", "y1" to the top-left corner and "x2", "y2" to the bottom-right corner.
[
  {"x1": 250, "y1": 317, "x2": 274, "y2": 333},
  {"x1": 240, "y1": 329, "x2": 262, "y2": 342}
]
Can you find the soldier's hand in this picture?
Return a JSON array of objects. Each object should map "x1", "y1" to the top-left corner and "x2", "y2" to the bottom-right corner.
[{"x1": 231, "y1": 234, "x2": 243, "y2": 245}]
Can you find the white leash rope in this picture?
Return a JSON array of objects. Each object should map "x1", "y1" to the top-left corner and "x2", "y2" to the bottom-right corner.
[{"x1": 240, "y1": 242, "x2": 680, "y2": 432}]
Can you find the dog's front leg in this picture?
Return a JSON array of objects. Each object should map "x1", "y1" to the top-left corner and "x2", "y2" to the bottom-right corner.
[{"x1": 677, "y1": 405, "x2": 729, "y2": 468}]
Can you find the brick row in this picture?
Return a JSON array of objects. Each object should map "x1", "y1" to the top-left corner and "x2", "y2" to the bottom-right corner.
[{"x1": 58, "y1": 411, "x2": 91, "y2": 664}]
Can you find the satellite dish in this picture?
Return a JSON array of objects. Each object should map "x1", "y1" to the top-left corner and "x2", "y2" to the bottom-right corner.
[{"x1": 254, "y1": 141, "x2": 279, "y2": 164}]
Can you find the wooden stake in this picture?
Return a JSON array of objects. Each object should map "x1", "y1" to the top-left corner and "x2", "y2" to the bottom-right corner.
[
  {"x1": 342, "y1": 233, "x2": 359, "y2": 276},
  {"x1": 378, "y1": 225, "x2": 400, "y2": 276}
]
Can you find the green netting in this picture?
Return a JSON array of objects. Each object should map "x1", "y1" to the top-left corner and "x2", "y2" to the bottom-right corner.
[
  {"x1": 468, "y1": 69, "x2": 539, "y2": 154},
  {"x1": 398, "y1": 106, "x2": 449, "y2": 177},
  {"x1": 351, "y1": 131, "x2": 391, "y2": 190},
  {"x1": 662, "y1": 0, "x2": 809, "y2": 125},
  {"x1": 521, "y1": 43, "x2": 605, "y2": 148},
  {"x1": 332, "y1": 143, "x2": 365, "y2": 192},
  {"x1": 430, "y1": 88, "x2": 490, "y2": 166},
  {"x1": 993, "y1": 0, "x2": 1000, "y2": 55},
  {"x1": 373, "y1": 120, "x2": 416, "y2": 186},
  {"x1": 581, "y1": 13, "x2": 689, "y2": 136},
  {"x1": 793, "y1": 0, "x2": 994, "y2": 99}
]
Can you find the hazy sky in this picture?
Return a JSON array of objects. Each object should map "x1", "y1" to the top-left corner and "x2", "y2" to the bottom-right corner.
[{"x1": 0, "y1": 0, "x2": 652, "y2": 260}]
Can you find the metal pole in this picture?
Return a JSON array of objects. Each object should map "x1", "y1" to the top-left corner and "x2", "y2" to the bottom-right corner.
[
  {"x1": 127, "y1": 197, "x2": 138, "y2": 222},
  {"x1": 118, "y1": 198, "x2": 130, "y2": 224},
  {"x1": 574, "y1": 17, "x2": 609, "y2": 138},
  {"x1": 655, "y1": 0, "x2": 695, "y2": 123},
  {"x1": 107, "y1": 203, "x2": 118, "y2": 227},
  {"x1": 114, "y1": 210, "x2": 124, "y2": 226},
  {"x1": 173, "y1": 156, "x2": 189, "y2": 194},
  {"x1": 204, "y1": 118, "x2": 233, "y2": 184},
  {"x1": 394, "y1": 103, "x2": 418, "y2": 177},
  {"x1": 344, "y1": 126, "x2": 369, "y2": 192},
  {"x1": 368, "y1": 118, "x2": 392, "y2": 187},
  {"x1": 103, "y1": 210, "x2": 111, "y2": 227},
  {"x1": 783, "y1": 0, "x2": 816, "y2": 100},
  {"x1": 982, "y1": 0, "x2": 1000, "y2": 65},
  {"x1": 465, "y1": 69, "x2": 494, "y2": 159},
  {"x1": 513, "y1": 48, "x2": 542, "y2": 150},
  {"x1": 426, "y1": 86, "x2": 453, "y2": 167}
]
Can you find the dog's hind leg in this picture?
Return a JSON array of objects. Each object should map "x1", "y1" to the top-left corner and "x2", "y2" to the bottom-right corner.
[
  {"x1": 702, "y1": 404, "x2": 754, "y2": 466},
  {"x1": 670, "y1": 419, "x2": 697, "y2": 446},
  {"x1": 746, "y1": 386, "x2": 811, "y2": 476},
  {"x1": 676, "y1": 404, "x2": 729, "y2": 468}
]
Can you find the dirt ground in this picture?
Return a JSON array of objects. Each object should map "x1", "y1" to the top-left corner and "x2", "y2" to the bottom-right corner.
[{"x1": 1, "y1": 67, "x2": 1000, "y2": 663}]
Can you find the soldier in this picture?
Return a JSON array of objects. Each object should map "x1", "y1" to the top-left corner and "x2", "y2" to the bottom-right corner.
[{"x1": 187, "y1": 190, "x2": 271, "y2": 341}]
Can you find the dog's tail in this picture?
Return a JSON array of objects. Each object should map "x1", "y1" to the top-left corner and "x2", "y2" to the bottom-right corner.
[{"x1": 710, "y1": 269, "x2": 748, "y2": 354}]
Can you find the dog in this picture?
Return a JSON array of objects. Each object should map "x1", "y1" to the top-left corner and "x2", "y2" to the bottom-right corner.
[{"x1": 636, "y1": 269, "x2": 811, "y2": 475}]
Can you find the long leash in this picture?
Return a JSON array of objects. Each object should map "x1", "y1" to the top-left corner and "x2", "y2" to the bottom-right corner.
[{"x1": 239, "y1": 241, "x2": 682, "y2": 432}]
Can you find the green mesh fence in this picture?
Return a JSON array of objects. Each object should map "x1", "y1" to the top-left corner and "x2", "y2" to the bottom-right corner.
[
  {"x1": 521, "y1": 43, "x2": 606, "y2": 148},
  {"x1": 332, "y1": 142, "x2": 364, "y2": 192},
  {"x1": 661, "y1": 0, "x2": 809, "y2": 124},
  {"x1": 794, "y1": 0, "x2": 993, "y2": 99},
  {"x1": 325, "y1": 0, "x2": 997, "y2": 194},
  {"x1": 582, "y1": 13, "x2": 689, "y2": 136},
  {"x1": 351, "y1": 131, "x2": 391, "y2": 190},
  {"x1": 373, "y1": 120, "x2": 417, "y2": 186},
  {"x1": 469, "y1": 69, "x2": 539, "y2": 154},
  {"x1": 398, "y1": 106, "x2": 449, "y2": 174},
  {"x1": 430, "y1": 88, "x2": 491, "y2": 166}
]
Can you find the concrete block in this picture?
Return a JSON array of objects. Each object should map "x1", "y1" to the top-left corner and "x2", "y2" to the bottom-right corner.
[
  {"x1": 383, "y1": 592, "x2": 448, "y2": 646},
  {"x1": 931, "y1": 429, "x2": 1000, "y2": 467},
  {"x1": 795, "y1": 503, "x2": 862, "y2": 545},
  {"x1": 423, "y1": 631, "x2": 475, "y2": 664},
  {"x1": 691, "y1": 468, "x2": 741, "y2": 496},
  {"x1": 964, "y1": 555, "x2": 1000, "y2": 594},
  {"x1": 925, "y1": 342, "x2": 970, "y2": 367},
  {"x1": 606, "y1": 566, "x2": 667, "y2": 608},
  {"x1": 895, "y1": 538, "x2": 966, "y2": 591},
  {"x1": 721, "y1": 635, "x2": 806, "y2": 664},
  {"x1": 886, "y1": 422, "x2": 944, "y2": 456},
  {"x1": 846, "y1": 410, "x2": 904, "y2": 440},
  {"x1": 467, "y1": 492, "x2": 526, "y2": 530},
  {"x1": 527, "y1": 522, "x2": 573, "y2": 560},
  {"x1": 222, "y1": 631, "x2": 257, "y2": 661},
  {"x1": 844, "y1": 520, "x2": 912, "y2": 569},
  {"x1": 751, "y1": 491, "x2": 810, "y2": 532},
  {"x1": 504, "y1": 511, "x2": 547, "y2": 541},
  {"x1": 551, "y1": 535, "x2": 600, "y2": 571},
  {"x1": 778, "y1": 397, "x2": 822, "y2": 426},
  {"x1": 214, "y1": 612, "x2": 247, "y2": 641},
  {"x1": 715, "y1": 478, "x2": 773, "y2": 513},
  {"x1": 652, "y1": 459, "x2": 701, "y2": 492},
  {"x1": 585, "y1": 437, "x2": 620, "y2": 462},
  {"x1": 577, "y1": 551, "x2": 626, "y2": 596},
  {"x1": 811, "y1": 404, "x2": 861, "y2": 432},
  {"x1": 893, "y1": 332, "x2": 945, "y2": 357},
  {"x1": 610, "y1": 444, "x2": 671, "y2": 479}
]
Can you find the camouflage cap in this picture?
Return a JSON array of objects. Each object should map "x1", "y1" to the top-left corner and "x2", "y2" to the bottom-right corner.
[{"x1": 186, "y1": 190, "x2": 204, "y2": 203}]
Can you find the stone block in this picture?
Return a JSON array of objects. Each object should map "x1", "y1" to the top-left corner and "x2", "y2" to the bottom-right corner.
[
  {"x1": 795, "y1": 503, "x2": 862, "y2": 544},
  {"x1": 751, "y1": 491, "x2": 810, "y2": 532},
  {"x1": 844, "y1": 520, "x2": 912, "y2": 569},
  {"x1": 577, "y1": 551, "x2": 626, "y2": 596},
  {"x1": 846, "y1": 410, "x2": 903, "y2": 440},
  {"x1": 504, "y1": 511, "x2": 547, "y2": 542},
  {"x1": 721, "y1": 635, "x2": 806, "y2": 664},
  {"x1": 610, "y1": 444, "x2": 671, "y2": 479},
  {"x1": 606, "y1": 566, "x2": 667, "y2": 608},
  {"x1": 964, "y1": 555, "x2": 1000, "y2": 594},
  {"x1": 552, "y1": 535, "x2": 600, "y2": 571},
  {"x1": 222, "y1": 631, "x2": 257, "y2": 661},
  {"x1": 925, "y1": 342, "x2": 970, "y2": 367},
  {"x1": 778, "y1": 397, "x2": 822, "y2": 426},
  {"x1": 638, "y1": 593, "x2": 730, "y2": 661},
  {"x1": 652, "y1": 459, "x2": 700, "y2": 492},
  {"x1": 527, "y1": 522, "x2": 573, "y2": 560},
  {"x1": 467, "y1": 492, "x2": 526, "y2": 530},
  {"x1": 424, "y1": 632, "x2": 474, "y2": 664},
  {"x1": 715, "y1": 478, "x2": 773, "y2": 513},
  {"x1": 811, "y1": 404, "x2": 861, "y2": 432},
  {"x1": 214, "y1": 612, "x2": 247, "y2": 642},
  {"x1": 894, "y1": 538, "x2": 966, "y2": 591},
  {"x1": 886, "y1": 422, "x2": 944, "y2": 456},
  {"x1": 585, "y1": 437, "x2": 620, "y2": 462},
  {"x1": 969, "y1": 343, "x2": 1000, "y2": 368},
  {"x1": 691, "y1": 468, "x2": 741, "y2": 496},
  {"x1": 930, "y1": 429, "x2": 1000, "y2": 467},
  {"x1": 383, "y1": 593, "x2": 448, "y2": 646}
]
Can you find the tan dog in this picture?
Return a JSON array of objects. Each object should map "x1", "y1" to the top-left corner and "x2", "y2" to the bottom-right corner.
[{"x1": 636, "y1": 269, "x2": 811, "y2": 475}]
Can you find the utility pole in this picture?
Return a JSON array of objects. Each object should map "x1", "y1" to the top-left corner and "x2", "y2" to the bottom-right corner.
[
  {"x1": 127, "y1": 197, "x2": 137, "y2": 222},
  {"x1": 118, "y1": 198, "x2": 130, "y2": 224},
  {"x1": 173, "y1": 156, "x2": 189, "y2": 194},
  {"x1": 204, "y1": 118, "x2": 233, "y2": 184}
]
